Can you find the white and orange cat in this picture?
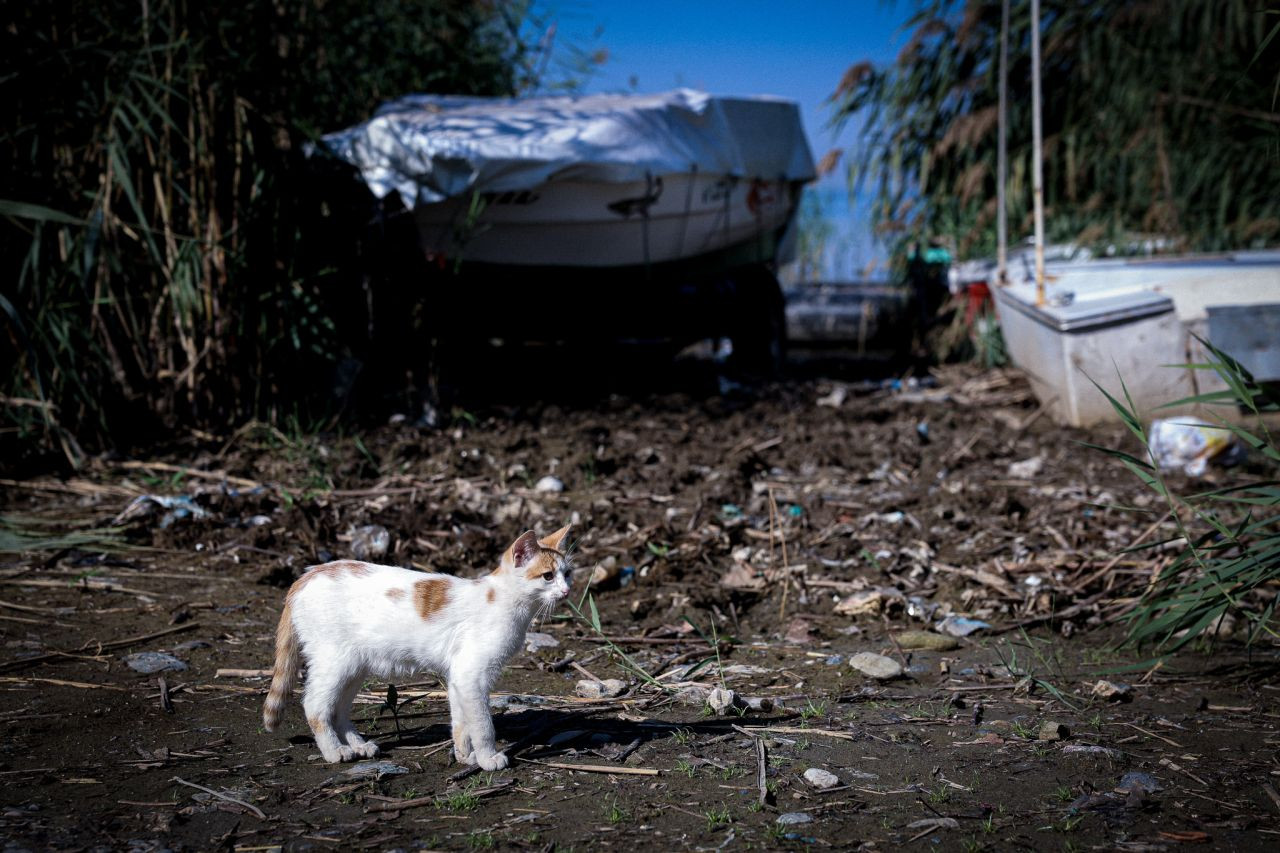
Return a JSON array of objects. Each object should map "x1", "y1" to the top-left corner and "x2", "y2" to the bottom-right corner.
[{"x1": 263, "y1": 525, "x2": 573, "y2": 770}]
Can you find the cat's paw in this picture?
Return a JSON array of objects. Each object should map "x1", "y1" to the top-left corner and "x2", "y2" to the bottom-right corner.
[
  {"x1": 475, "y1": 751, "x2": 508, "y2": 771},
  {"x1": 319, "y1": 744, "x2": 357, "y2": 763},
  {"x1": 352, "y1": 740, "x2": 380, "y2": 759},
  {"x1": 454, "y1": 748, "x2": 476, "y2": 766}
]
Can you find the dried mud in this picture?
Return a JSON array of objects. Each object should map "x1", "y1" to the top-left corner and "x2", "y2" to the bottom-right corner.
[{"x1": 2, "y1": 361, "x2": 1278, "y2": 851}]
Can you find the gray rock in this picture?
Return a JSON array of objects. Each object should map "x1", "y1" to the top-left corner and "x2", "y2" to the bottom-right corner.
[
  {"x1": 534, "y1": 475, "x2": 565, "y2": 493},
  {"x1": 122, "y1": 652, "x2": 188, "y2": 674},
  {"x1": 1117, "y1": 771, "x2": 1160, "y2": 794},
  {"x1": 1091, "y1": 679, "x2": 1132, "y2": 702},
  {"x1": 803, "y1": 768, "x2": 840, "y2": 789},
  {"x1": 674, "y1": 685, "x2": 710, "y2": 707},
  {"x1": 574, "y1": 678, "x2": 627, "y2": 699},
  {"x1": 706, "y1": 687, "x2": 737, "y2": 715},
  {"x1": 524, "y1": 632, "x2": 560, "y2": 652},
  {"x1": 349, "y1": 524, "x2": 390, "y2": 560},
  {"x1": 776, "y1": 812, "x2": 813, "y2": 826},
  {"x1": 936, "y1": 615, "x2": 991, "y2": 637},
  {"x1": 340, "y1": 760, "x2": 407, "y2": 780},
  {"x1": 849, "y1": 652, "x2": 903, "y2": 680},
  {"x1": 1061, "y1": 743, "x2": 1123, "y2": 760}
]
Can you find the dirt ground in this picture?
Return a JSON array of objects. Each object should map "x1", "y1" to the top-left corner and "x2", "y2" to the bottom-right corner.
[{"x1": 2, "y1": 356, "x2": 1279, "y2": 851}]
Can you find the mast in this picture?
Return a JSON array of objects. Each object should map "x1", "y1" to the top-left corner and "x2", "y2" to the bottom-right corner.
[
  {"x1": 1030, "y1": 0, "x2": 1046, "y2": 305},
  {"x1": 997, "y1": 0, "x2": 1009, "y2": 286}
]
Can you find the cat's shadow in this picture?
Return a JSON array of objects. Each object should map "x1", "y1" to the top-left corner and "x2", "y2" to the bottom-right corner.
[{"x1": 362, "y1": 706, "x2": 791, "y2": 765}]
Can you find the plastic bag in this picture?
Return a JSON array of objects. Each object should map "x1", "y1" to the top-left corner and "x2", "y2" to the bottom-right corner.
[{"x1": 1147, "y1": 417, "x2": 1237, "y2": 477}]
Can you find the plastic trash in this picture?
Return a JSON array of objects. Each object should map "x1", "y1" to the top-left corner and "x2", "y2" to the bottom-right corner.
[
  {"x1": 122, "y1": 652, "x2": 188, "y2": 673},
  {"x1": 936, "y1": 615, "x2": 992, "y2": 637},
  {"x1": 349, "y1": 524, "x2": 391, "y2": 560},
  {"x1": 1148, "y1": 417, "x2": 1239, "y2": 477},
  {"x1": 113, "y1": 494, "x2": 208, "y2": 529}
]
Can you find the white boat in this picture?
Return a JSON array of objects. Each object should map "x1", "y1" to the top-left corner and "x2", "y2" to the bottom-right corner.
[
  {"x1": 321, "y1": 89, "x2": 816, "y2": 268},
  {"x1": 980, "y1": 249, "x2": 1280, "y2": 426}
]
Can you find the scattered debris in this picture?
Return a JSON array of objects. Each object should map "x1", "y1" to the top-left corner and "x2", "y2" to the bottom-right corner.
[
  {"x1": 704, "y1": 686, "x2": 737, "y2": 715},
  {"x1": 776, "y1": 812, "x2": 814, "y2": 826},
  {"x1": 534, "y1": 475, "x2": 565, "y2": 493},
  {"x1": 849, "y1": 652, "x2": 903, "y2": 680},
  {"x1": 348, "y1": 524, "x2": 390, "y2": 560},
  {"x1": 1037, "y1": 721, "x2": 1068, "y2": 741},
  {"x1": 575, "y1": 678, "x2": 627, "y2": 699},
  {"x1": 122, "y1": 652, "x2": 188, "y2": 674},
  {"x1": 1091, "y1": 679, "x2": 1132, "y2": 702},
  {"x1": 524, "y1": 631, "x2": 560, "y2": 652},
  {"x1": 803, "y1": 767, "x2": 840, "y2": 789},
  {"x1": 114, "y1": 494, "x2": 208, "y2": 528},
  {"x1": 1148, "y1": 416, "x2": 1240, "y2": 476},
  {"x1": 1061, "y1": 744, "x2": 1124, "y2": 760},
  {"x1": 1007, "y1": 456, "x2": 1044, "y2": 478},
  {"x1": 892, "y1": 630, "x2": 959, "y2": 651},
  {"x1": 936, "y1": 615, "x2": 991, "y2": 637},
  {"x1": 340, "y1": 761, "x2": 409, "y2": 781}
]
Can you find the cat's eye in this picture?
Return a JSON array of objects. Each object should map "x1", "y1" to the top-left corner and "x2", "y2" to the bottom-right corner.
[{"x1": 541, "y1": 571, "x2": 555, "y2": 582}]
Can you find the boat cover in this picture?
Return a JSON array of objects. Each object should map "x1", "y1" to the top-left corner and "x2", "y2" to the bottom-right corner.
[{"x1": 320, "y1": 89, "x2": 816, "y2": 206}]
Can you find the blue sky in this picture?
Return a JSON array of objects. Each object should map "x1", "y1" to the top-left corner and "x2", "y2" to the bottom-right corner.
[
  {"x1": 560, "y1": 1, "x2": 908, "y2": 179},
  {"x1": 554, "y1": 1, "x2": 911, "y2": 276}
]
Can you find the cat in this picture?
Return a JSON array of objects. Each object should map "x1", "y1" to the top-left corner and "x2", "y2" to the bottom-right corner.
[{"x1": 262, "y1": 525, "x2": 572, "y2": 770}]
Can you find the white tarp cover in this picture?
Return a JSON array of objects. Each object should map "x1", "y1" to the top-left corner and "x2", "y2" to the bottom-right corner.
[{"x1": 321, "y1": 89, "x2": 816, "y2": 206}]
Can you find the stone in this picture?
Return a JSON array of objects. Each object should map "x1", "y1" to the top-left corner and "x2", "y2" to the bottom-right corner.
[
  {"x1": 349, "y1": 524, "x2": 390, "y2": 560},
  {"x1": 122, "y1": 652, "x2": 188, "y2": 674},
  {"x1": 803, "y1": 768, "x2": 840, "y2": 789},
  {"x1": 1091, "y1": 679, "x2": 1132, "y2": 702},
  {"x1": 340, "y1": 761, "x2": 407, "y2": 780},
  {"x1": 1007, "y1": 456, "x2": 1044, "y2": 478},
  {"x1": 534, "y1": 475, "x2": 564, "y2": 493},
  {"x1": 834, "y1": 590, "x2": 884, "y2": 617},
  {"x1": 1117, "y1": 771, "x2": 1160, "y2": 794},
  {"x1": 936, "y1": 615, "x2": 991, "y2": 637},
  {"x1": 1061, "y1": 743, "x2": 1123, "y2": 760},
  {"x1": 706, "y1": 687, "x2": 737, "y2": 715},
  {"x1": 776, "y1": 812, "x2": 813, "y2": 826},
  {"x1": 848, "y1": 652, "x2": 903, "y2": 680},
  {"x1": 523, "y1": 632, "x2": 560, "y2": 652},
  {"x1": 1038, "y1": 721, "x2": 1068, "y2": 741},
  {"x1": 892, "y1": 630, "x2": 960, "y2": 651},
  {"x1": 574, "y1": 678, "x2": 627, "y2": 699}
]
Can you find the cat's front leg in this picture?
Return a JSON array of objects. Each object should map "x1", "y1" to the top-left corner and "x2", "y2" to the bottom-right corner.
[
  {"x1": 446, "y1": 682, "x2": 474, "y2": 765},
  {"x1": 451, "y1": 674, "x2": 507, "y2": 771}
]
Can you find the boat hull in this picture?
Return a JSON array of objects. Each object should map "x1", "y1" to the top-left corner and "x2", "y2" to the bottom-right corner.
[
  {"x1": 411, "y1": 173, "x2": 803, "y2": 268},
  {"x1": 991, "y1": 251, "x2": 1280, "y2": 426}
]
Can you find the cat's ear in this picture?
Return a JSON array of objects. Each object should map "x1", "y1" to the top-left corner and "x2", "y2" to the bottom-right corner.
[
  {"x1": 506, "y1": 530, "x2": 540, "y2": 568},
  {"x1": 539, "y1": 524, "x2": 571, "y2": 552}
]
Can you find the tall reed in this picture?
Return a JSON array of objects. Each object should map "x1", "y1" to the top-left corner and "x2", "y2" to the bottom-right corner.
[{"x1": 1, "y1": 1, "x2": 561, "y2": 467}]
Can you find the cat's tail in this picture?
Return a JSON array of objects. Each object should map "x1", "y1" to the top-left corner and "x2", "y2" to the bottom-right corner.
[{"x1": 262, "y1": 601, "x2": 298, "y2": 731}]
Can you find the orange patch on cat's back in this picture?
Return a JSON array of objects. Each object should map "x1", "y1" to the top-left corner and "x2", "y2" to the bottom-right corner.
[
  {"x1": 287, "y1": 560, "x2": 373, "y2": 601},
  {"x1": 414, "y1": 578, "x2": 450, "y2": 619},
  {"x1": 523, "y1": 551, "x2": 559, "y2": 581},
  {"x1": 386, "y1": 587, "x2": 405, "y2": 602},
  {"x1": 486, "y1": 588, "x2": 495, "y2": 603}
]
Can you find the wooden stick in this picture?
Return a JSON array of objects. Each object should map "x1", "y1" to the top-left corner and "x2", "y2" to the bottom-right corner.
[
  {"x1": 114, "y1": 460, "x2": 262, "y2": 490},
  {"x1": 740, "y1": 725, "x2": 856, "y2": 741},
  {"x1": 516, "y1": 758, "x2": 659, "y2": 776},
  {"x1": 366, "y1": 779, "x2": 514, "y2": 813},
  {"x1": 171, "y1": 776, "x2": 265, "y2": 819},
  {"x1": 215, "y1": 668, "x2": 273, "y2": 679},
  {"x1": 0, "y1": 621, "x2": 199, "y2": 672},
  {"x1": 0, "y1": 676, "x2": 125, "y2": 691}
]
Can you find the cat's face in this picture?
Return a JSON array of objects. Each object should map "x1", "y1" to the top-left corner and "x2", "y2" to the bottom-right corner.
[{"x1": 500, "y1": 525, "x2": 573, "y2": 608}]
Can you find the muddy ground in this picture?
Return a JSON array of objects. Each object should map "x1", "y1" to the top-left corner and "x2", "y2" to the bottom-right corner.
[{"x1": 2, "y1": 355, "x2": 1279, "y2": 851}]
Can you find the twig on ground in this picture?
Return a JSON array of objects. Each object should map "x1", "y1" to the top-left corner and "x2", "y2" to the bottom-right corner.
[{"x1": 170, "y1": 776, "x2": 265, "y2": 819}]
